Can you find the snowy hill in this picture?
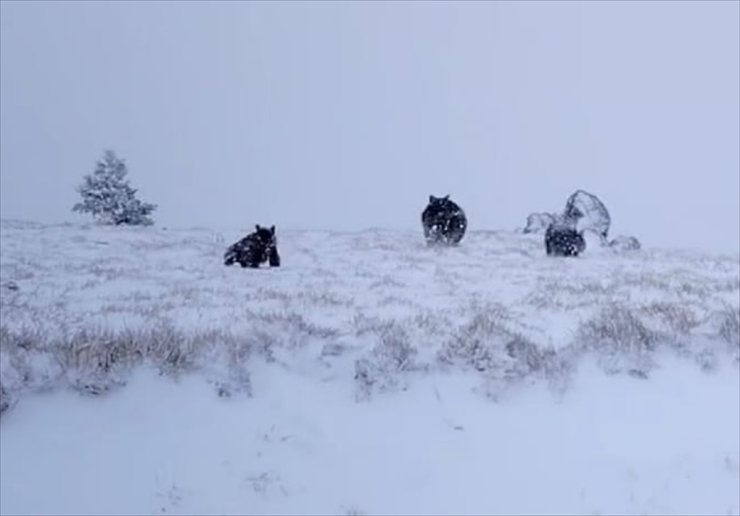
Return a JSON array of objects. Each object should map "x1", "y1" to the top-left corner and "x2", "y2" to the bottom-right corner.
[{"x1": 1, "y1": 219, "x2": 738, "y2": 515}]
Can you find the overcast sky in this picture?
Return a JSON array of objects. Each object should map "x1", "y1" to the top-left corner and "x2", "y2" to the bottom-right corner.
[{"x1": 1, "y1": 1, "x2": 738, "y2": 252}]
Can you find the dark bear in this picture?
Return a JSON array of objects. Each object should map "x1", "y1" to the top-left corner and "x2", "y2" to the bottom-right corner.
[
  {"x1": 421, "y1": 195, "x2": 467, "y2": 246},
  {"x1": 224, "y1": 225, "x2": 281, "y2": 268},
  {"x1": 545, "y1": 220, "x2": 586, "y2": 257}
]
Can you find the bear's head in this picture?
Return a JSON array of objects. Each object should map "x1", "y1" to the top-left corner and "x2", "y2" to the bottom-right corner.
[
  {"x1": 254, "y1": 224, "x2": 277, "y2": 251},
  {"x1": 425, "y1": 195, "x2": 456, "y2": 221}
]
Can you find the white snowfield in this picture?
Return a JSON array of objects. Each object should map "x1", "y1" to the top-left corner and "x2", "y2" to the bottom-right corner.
[{"x1": 0, "y1": 219, "x2": 738, "y2": 516}]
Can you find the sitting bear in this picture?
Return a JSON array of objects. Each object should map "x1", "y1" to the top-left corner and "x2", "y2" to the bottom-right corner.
[
  {"x1": 421, "y1": 195, "x2": 468, "y2": 246},
  {"x1": 224, "y1": 225, "x2": 281, "y2": 268},
  {"x1": 545, "y1": 219, "x2": 586, "y2": 257}
]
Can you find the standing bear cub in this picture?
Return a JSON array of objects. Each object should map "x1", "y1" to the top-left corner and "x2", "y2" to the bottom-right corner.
[
  {"x1": 421, "y1": 195, "x2": 468, "y2": 246},
  {"x1": 224, "y1": 225, "x2": 281, "y2": 268}
]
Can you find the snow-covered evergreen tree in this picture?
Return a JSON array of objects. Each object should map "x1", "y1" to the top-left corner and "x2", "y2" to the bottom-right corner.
[{"x1": 72, "y1": 150, "x2": 157, "y2": 226}]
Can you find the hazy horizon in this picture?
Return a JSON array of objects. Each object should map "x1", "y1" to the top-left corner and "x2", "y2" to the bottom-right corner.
[{"x1": 1, "y1": 1, "x2": 738, "y2": 253}]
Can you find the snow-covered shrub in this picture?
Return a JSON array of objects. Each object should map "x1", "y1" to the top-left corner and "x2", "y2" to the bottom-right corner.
[
  {"x1": 0, "y1": 325, "x2": 62, "y2": 397},
  {"x1": 639, "y1": 302, "x2": 700, "y2": 337},
  {"x1": 209, "y1": 336, "x2": 253, "y2": 399},
  {"x1": 72, "y1": 150, "x2": 157, "y2": 226},
  {"x1": 707, "y1": 304, "x2": 740, "y2": 365},
  {"x1": 441, "y1": 311, "x2": 529, "y2": 376},
  {"x1": 354, "y1": 321, "x2": 417, "y2": 401},
  {"x1": 0, "y1": 323, "x2": 259, "y2": 406},
  {"x1": 564, "y1": 190, "x2": 611, "y2": 241},
  {"x1": 609, "y1": 235, "x2": 641, "y2": 251},
  {"x1": 523, "y1": 212, "x2": 557, "y2": 234},
  {"x1": 575, "y1": 304, "x2": 659, "y2": 377},
  {"x1": 0, "y1": 383, "x2": 11, "y2": 416},
  {"x1": 42, "y1": 323, "x2": 199, "y2": 394},
  {"x1": 53, "y1": 326, "x2": 139, "y2": 395},
  {"x1": 635, "y1": 302, "x2": 718, "y2": 368},
  {"x1": 715, "y1": 304, "x2": 740, "y2": 346},
  {"x1": 438, "y1": 309, "x2": 572, "y2": 400},
  {"x1": 439, "y1": 311, "x2": 521, "y2": 374},
  {"x1": 256, "y1": 310, "x2": 339, "y2": 340}
]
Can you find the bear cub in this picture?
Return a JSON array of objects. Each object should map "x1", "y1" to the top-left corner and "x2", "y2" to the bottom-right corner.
[
  {"x1": 421, "y1": 195, "x2": 468, "y2": 246},
  {"x1": 545, "y1": 223, "x2": 586, "y2": 257},
  {"x1": 224, "y1": 225, "x2": 281, "y2": 268}
]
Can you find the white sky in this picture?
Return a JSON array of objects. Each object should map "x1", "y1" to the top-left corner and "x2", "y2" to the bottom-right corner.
[{"x1": 1, "y1": 1, "x2": 738, "y2": 252}]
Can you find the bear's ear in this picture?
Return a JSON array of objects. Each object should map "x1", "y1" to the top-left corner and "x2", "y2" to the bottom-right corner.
[
  {"x1": 429, "y1": 195, "x2": 436, "y2": 203},
  {"x1": 270, "y1": 225, "x2": 275, "y2": 235},
  {"x1": 255, "y1": 224, "x2": 261, "y2": 231},
  {"x1": 444, "y1": 195, "x2": 450, "y2": 201}
]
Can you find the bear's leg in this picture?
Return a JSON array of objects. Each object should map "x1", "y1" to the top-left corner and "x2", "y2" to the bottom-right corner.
[{"x1": 269, "y1": 248, "x2": 281, "y2": 267}]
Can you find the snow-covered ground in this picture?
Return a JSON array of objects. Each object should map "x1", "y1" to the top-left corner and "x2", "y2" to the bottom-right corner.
[{"x1": 1, "y1": 219, "x2": 738, "y2": 515}]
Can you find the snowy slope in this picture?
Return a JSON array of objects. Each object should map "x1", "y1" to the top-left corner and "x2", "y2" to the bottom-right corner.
[{"x1": 1, "y1": 219, "x2": 738, "y2": 515}]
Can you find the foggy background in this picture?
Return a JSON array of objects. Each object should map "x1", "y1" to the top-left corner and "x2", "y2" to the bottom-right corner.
[{"x1": 1, "y1": 1, "x2": 738, "y2": 253}]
